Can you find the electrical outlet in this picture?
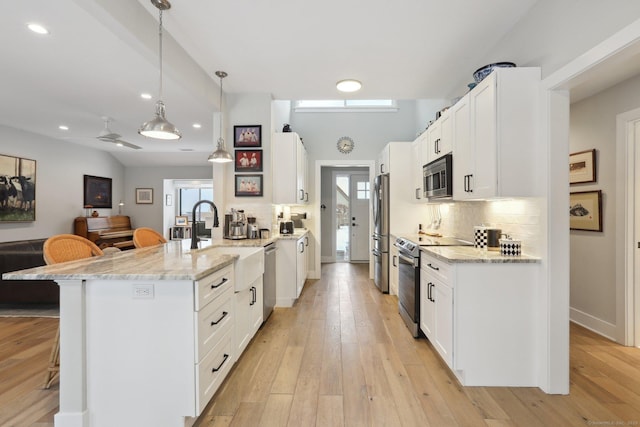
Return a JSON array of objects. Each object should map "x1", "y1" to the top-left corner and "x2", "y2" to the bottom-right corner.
[{"x1": 132, "y1": 284, "x2": 154, "y2": 299}]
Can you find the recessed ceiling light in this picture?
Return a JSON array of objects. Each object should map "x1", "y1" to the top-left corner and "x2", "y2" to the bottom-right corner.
[
  {"x1": 192, "y1": 123, "x2": 202, "y2": 129},
  {"x1": 58, "y1": 125, "x2": 69, "y2": 131},
  {"x1": 336, "y1": 79, "x2": 362, "y2": 93},
  {"x1": 27, "y1": 23, "x2": 49, "y2": 35},
  {"x1": 140, "y1": 93, "x2": 152, "y2": 100}
]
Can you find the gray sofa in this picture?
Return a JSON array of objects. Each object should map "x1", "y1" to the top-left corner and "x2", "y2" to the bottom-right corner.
[{"x1": 0, "y1": 239, "x2": 58, "y2": 304}]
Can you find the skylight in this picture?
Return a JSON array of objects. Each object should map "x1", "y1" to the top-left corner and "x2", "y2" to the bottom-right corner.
[{"x1": 294, "y1": 100, "x2": 397, "y2": 112}]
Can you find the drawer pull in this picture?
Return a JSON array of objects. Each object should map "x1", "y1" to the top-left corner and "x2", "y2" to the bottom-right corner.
[
  {"x1": 427, "y1": 263, "x2": 440, "y2": 271},
  {"x1": 210, "y1": 311, "x2": 228, "y2": 326},
  {"x1": 212, "y1": 354, "x2": 229, "y2": 373},
  {"x1": 211, "y1": 277, "x2": 228, "y2": 289}
]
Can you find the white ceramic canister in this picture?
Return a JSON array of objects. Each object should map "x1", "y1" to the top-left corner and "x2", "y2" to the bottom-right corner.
[{"x1": 499, "y1": 237, "x2": 522, "y2": 256}]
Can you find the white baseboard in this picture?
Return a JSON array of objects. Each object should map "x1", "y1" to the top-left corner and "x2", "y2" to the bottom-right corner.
[
  {"x1": 570, "y1": 306, "x2": 617, "y2": 342},
  {"x1": 321, "y1": 256, "x2": 334, "y2": 263}
]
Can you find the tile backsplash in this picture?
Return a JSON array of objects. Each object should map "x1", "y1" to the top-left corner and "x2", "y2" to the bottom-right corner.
[{"x1": 424, "y1": 198, "x2": 542, "y2": 255}]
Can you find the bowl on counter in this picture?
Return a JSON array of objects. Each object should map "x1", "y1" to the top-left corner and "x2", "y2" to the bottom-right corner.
[{"x1": 473, "y1": 62, "x2": 516, "y2": 83}]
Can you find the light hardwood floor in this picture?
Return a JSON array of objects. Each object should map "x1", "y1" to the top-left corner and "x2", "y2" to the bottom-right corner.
[{"x1": 1, "y1": 262, "x2": 639, "y2": 426}]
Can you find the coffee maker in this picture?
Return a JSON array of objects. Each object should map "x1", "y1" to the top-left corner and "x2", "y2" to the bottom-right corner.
[
  {"x1": 246, "y1": 216, "x2": 259, "y2": 239},
  {"x1": 224, "y1": 209, "x2": 247, "y2": 240}
]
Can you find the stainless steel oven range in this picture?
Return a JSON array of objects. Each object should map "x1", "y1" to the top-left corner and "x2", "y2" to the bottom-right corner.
[{"x1": 395, "y1": 236, "x2": 472, "y2": 338}]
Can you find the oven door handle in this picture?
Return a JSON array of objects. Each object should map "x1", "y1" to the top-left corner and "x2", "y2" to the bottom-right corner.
[{"x1": 398, "y1": 252, "x2": 416, "y2": 265}]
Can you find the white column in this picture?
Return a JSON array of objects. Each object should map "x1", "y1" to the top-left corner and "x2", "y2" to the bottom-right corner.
[{"x1": 54, "y1": 279, "x2": 89, "y2": 427}]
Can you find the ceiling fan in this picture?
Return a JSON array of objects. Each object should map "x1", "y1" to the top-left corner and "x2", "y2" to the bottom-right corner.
[{"x1": 96, "y1": 117, "x2": 142, "y2": 150}]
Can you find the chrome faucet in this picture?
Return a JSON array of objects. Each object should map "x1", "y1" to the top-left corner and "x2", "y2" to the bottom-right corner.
[{"x1": 190, "y1": 200, "x2": 220, "y2": 249}]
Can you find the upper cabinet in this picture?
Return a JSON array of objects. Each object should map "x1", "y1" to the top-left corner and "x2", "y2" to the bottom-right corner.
[
  {"x1": 453, "y1": 67, "x2": 540, "y2": 200},
  {"x1": 272, "y1": 132, "x2": 309, "y2": 204},
  {"x1": 376, "y1": 144, "x2": 391, "y2": 175},
  {"x1": 422, "y1": 109, "x2": 452, "y2": 166}
]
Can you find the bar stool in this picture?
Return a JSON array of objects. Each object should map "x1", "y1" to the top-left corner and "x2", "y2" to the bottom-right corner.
[
  {"x1": 133, "y1": 227, "x2": 167, "y2": 248},
  {"x1": 42, "y1": 234, "x2": 104, "y2": 389}
]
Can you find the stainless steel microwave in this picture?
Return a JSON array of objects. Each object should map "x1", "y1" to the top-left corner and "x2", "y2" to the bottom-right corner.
[{"x1": 423, "y1": 153, "x2": 453, "y2": 199}]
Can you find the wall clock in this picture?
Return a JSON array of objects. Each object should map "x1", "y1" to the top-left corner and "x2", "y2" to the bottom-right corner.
[{"x1": 337, "y1": 136, "x2": 355, "y2": 154}]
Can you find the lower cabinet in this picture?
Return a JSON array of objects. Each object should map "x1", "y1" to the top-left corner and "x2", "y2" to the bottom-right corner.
[
  {"x1": 420, "y1": 255, "x2": 453, "y2": 367},
  {"x1": 420, "y1": 251, "x2": 539, "y2": 387},
  {"x1": 276, "y1": 233, "x2": 309, "y2": 307},
  {"x1": 234, "y1": 276, "x2": 263, "y2": 357}
]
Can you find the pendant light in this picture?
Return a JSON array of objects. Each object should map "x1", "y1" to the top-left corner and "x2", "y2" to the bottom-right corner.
[
  {"x1": 138, "y1": 0, "x2": 181, "y2": 140},
  {"x1": 208, "y1": 71, "x2": 233, "y2": 163}
]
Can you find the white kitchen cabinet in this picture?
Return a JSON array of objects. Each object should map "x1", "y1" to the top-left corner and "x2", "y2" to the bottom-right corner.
[
  {"x1": 420, "y1": 250, "x2": 538, "y2": 387},
  {"x1": 84, "y1": 264, "x2": 236, "y2": 425},
  {"x1": 389, "y1": 243, "x2": 399, "y2": 295},
  {"x1": 423, "y1": 109, "x2": 452, "y2": 165},
  {"x1": 273, "y1": 132, "x2": 308, "y2": 204},
  {"x1": 420, "y1": 254, "x2": 453, "y2": 367},
  {"x1": 453, "y1": 67, "x2": 540, "y2": 200},
  {"x1": 276, "y1": 232, "x2": 309, "y2": 307},
  {"x1": 376, "y1": 144, "x2": 391, "y2": 175},
  {"x1": 411, "y1": 135, "x2": 425, "y2": 202},
  {"x1": 229, "y1": 247, "x2": 264, "y2": 359},
  {"x1": 375, "y1": 141, "x2": 416, "y2": 233}
]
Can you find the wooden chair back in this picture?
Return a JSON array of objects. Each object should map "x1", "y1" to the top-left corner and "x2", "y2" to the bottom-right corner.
[
  {"x1": 43, "y1": 234, "x2": 104, "y2": 265},
  {"x1": 133, "y1": 227, "x2": 167, "y2": 248}
]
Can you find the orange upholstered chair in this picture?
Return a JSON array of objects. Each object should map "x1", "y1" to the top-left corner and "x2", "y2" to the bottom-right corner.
[
  {"x1": 42, "y1": 234, "x2": 104, "y2": 389},
  {"x1": 133, "y1": 227, "x2": 167, "y2": 248}
]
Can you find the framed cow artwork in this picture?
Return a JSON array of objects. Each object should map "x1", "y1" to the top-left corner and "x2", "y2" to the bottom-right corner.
[{"x1": 0, "y1": 154, "x2": 36, "y2": 222}]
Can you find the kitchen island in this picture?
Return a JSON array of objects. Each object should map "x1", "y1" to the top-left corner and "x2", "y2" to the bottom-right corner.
[{"x1": 2, "y1": 239, "x2": 271, "y2": 427}]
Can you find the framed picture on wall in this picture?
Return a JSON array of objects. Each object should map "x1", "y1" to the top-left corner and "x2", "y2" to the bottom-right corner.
[
  {"x1": 235, "y1": 149, "x2": 263, "y2": 172},
  {"x1": 570, "y1": 190, "x2": 602, "y2": 232},
  {"x1": 84, "y1": 175, "x2": 112, "y2": 208},
  {"x1": 569, "y1": 149, "x2": 596, "y2": 184},
  {"x1": 136, "y1": 188, "x2": 153, "y2": 204},
  {"x1": 0, "y1": 153, "x2": 36, "y2": 222},
  {"x1": 235, "y1": 174, "x2": 263, "y2": 197},
  {"x1": 233, "y1": 125, "x2": 261, "y2": 147}
]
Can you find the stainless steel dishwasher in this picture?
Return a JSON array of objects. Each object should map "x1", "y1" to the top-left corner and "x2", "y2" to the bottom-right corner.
[{"x1": 263, "y1": 242, "x2": 277, "y2": 322}]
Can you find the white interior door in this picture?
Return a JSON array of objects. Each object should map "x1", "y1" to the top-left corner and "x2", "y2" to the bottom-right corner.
[{"x1": 350, "y1": 173, "x2": 370, "y2": 262}]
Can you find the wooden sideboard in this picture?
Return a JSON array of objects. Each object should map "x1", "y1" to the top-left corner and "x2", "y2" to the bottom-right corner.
[{"x1": 74, "y1": 216, "x2": 135, "y2": 250}]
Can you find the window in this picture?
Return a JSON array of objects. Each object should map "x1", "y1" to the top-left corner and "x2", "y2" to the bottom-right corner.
[
  {"x1": 179, "y1": 187, "x2": 213, "y2": 221},
  {"x1": 294, "y1": 99, "x2": 398, "y2": 112},
  {"x1": 357, "y1": 181, "x2": 370, "y2": 200}
]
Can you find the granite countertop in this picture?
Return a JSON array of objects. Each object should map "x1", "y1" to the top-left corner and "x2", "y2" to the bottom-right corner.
[
  {"x1": 2, "y1": 232, "x2": 303, "y2": 282},
  {"x1": 421, "y1": 246, "x2": 541, "y2": 264}
]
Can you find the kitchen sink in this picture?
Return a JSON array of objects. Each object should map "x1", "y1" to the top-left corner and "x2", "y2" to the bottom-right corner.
[{"x1": 202, "y1": 246, "x2": 264, "y2": 291}]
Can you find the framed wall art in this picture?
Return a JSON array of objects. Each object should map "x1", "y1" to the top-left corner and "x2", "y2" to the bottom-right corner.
[
  {"x1": 235, "y1": 174, "x2": 263, "y2": 197},
  {"x1": 0, "y1": 153, "x2": 36, "y2": 222},
  {"x1": 570, "y1": 190, "x2": 602, "y2": 232},
  {"x1": 175, "y1": 216, "x2": 188, "y2": 226},
  {"x1": 235, "y1": 149, "x2": 263, "y2": 172},
  {"x1": 84, "y1": 175, "x2": 112, "y2": 209},
  {"x1": 233, "y1": 125, "x2": 261, "y2": 147},
  {"x1": 569, "y1": 149, "x2": 596, "y2": 184},
  {"x1": 136, "y1": 188, "x2": 153, "y2": 204}
]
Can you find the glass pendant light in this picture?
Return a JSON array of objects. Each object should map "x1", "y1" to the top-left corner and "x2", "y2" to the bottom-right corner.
[
  {"x1": 208, "y1": 71, "x2": 233, "y2": 163},
  {"x1": 138, "y1": 0, "x2": 181, "y2": 140}
]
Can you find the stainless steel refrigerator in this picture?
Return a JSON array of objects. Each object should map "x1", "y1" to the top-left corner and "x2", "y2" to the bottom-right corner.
[{"x1": 372, "y1": 174, "x2": 389, "y2": 293}]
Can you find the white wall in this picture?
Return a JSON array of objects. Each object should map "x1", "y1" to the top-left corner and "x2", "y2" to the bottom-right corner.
[
  {"x1": 569, "y1": 73, "x2": 640, "y2": 338},
  {"x1": 458, "y1": 0, "x2": 640, "y2": 98},
  {"x1": 0, "y1": 125, "x2": 125, "y2": 242}
]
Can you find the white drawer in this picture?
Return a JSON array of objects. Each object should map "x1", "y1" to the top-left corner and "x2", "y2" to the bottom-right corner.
[
  {"x1": 195, "y1": 265, "x2": 233, "y2": 311},
  {"x1": 196, "y1": 285, "x2": 234, "y2": 362},
  {"x1": 420, "y1": 252, "x2": 451, "y2": 283},
  {"x1": 195, "y1": 330, "x2": 233, "y2": 414}
]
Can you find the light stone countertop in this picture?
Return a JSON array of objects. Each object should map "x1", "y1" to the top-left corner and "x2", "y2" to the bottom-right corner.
[
  {"x1": 275, "y1": 229, "x2": 309, "y2": 240},
  {"x1": 421, "y1": 246, "x2": 541, "y2": 264},
  {"x1": 2, "y1": 236, "x2": 282, "y2": 282}
]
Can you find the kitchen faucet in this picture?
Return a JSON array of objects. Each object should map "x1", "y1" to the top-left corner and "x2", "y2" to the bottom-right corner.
[{"x1": 190, "y1": 200, "x2": 219, "y2": 249}]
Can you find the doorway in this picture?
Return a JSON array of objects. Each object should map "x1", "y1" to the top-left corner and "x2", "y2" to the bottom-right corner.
[{"x1": 320, "y1": 166, "x2": 370, "y2": 263}]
